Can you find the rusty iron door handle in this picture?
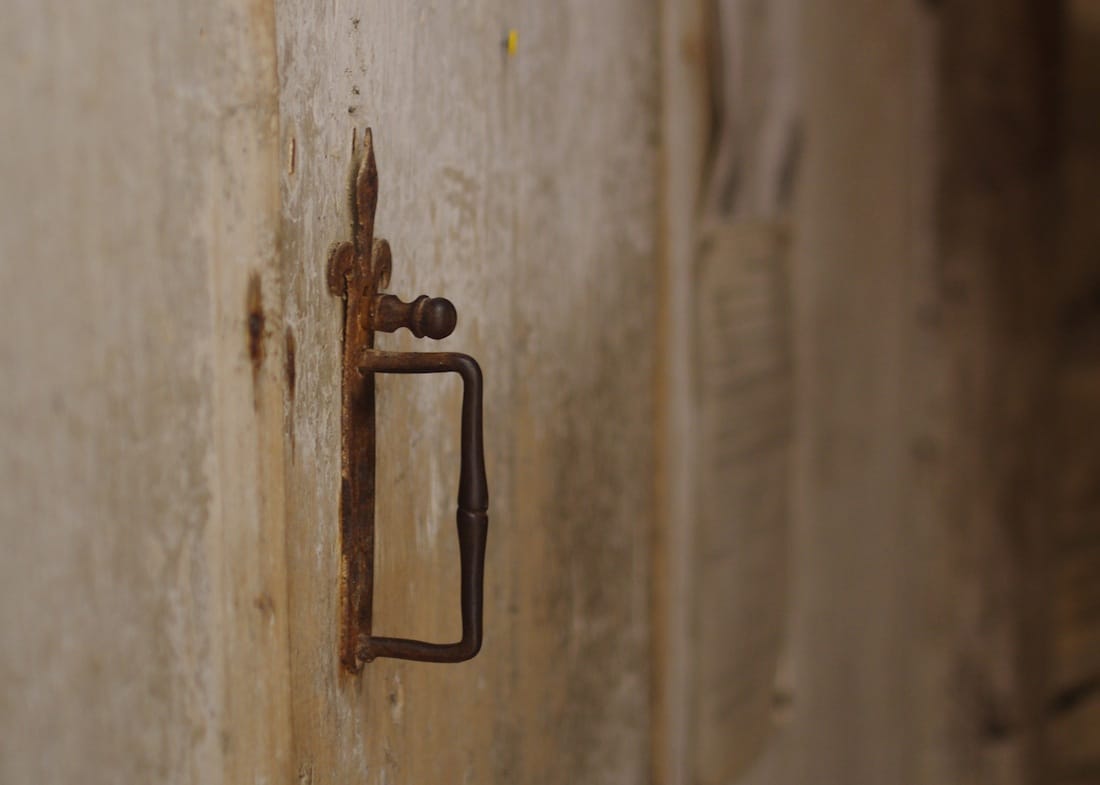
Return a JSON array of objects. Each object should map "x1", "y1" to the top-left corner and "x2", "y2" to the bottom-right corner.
[
  {"x1": 357, "y1": 351, "x2": 487, "y2": 663},
  {"x1": 328, "y1": 129, "x2": 489, "y2": 670}
]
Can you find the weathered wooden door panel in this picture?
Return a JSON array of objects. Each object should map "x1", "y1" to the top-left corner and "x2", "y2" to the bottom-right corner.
[
  {"x1": 276, "y1": 2, "x2": 657, "y2": 784},
  {"x1": 0, "y1": 1, "x2": 292, "y2": 783},
  {"x1": 2, "y1": 2, "x2": 656, "y2": 784}
]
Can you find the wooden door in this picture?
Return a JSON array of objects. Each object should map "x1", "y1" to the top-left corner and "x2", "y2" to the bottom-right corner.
[
  {"x1": 276, "y1": 3, "x2": 657, "y2": 783},
  {"x1": 1, "y1": 2, "x2": 657, "y2": 784}
]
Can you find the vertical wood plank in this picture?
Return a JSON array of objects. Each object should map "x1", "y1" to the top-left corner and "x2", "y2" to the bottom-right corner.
[
  {"x1": 1046, "y1": 3, "x2": 1100, "y2": 781},
  {"x1": 937, "y1": 1, "x2": 1060, "y2": 780},
  {"x1": 655, "y1": 1, "x2": 712, "y2": 782},
  {"x1": 508, "y1": 4, "x2": 657, "y2": 781},
  {"x1": 688, "y1": 3, "x2": 801, "y2": 782},
  {"x1": 790, "y1": 3, "x2": 944, "y2": 782},
  {"x1": 275, "y1": 2, "x2": 657, "y2": 783},
  {"x1": 0, "y1": 1, "x2": 291, "y2": 783}
]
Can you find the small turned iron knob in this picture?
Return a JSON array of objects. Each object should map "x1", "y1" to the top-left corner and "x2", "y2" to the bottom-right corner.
[{"x1": 374, "y1": 294, "x2": 457, "y2": 340}]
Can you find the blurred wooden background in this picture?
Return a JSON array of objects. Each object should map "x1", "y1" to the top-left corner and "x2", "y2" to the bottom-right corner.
[{"x1": 659, "y1": 2, "x2": 1100, "y2": 783}]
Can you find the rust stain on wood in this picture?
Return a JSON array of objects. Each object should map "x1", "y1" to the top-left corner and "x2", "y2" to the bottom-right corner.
[
  {"x1": 285, "y1": 324, "x2": 297, "y2": 458},
  {"x1": 284, "y1": 325, "x2": 297, "y2": 402},
  {"x1": 253, "y1": 592, "x2": 276, "y2": 619},
  {"x1": 328, "y1": 129, "x2": 379, "y2": 673},
  {"x1": 246, "y1": 272, "x2": 266, "y2": 381}
]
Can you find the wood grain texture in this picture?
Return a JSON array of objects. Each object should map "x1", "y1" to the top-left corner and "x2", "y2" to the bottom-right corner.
[
  {"x1": 691, "y1": 224, "x2": 792, "y2": 785},
  {"x1": 686, "y1": 3, "x2": 800, "y2": 782},
  {"x1": 662, "y1": 2, "x2": 958, "y2": 783},
  {"x1": 788, "y1": 4, "x2": 943, "y2": 781},
  {"x1": 654, "y1": 3, "x2": 1091, "y2": 785},
  {"x1": 0, "y1": 1, "x2": 291, "y2": 783},
  {"x1": 655, "y1": 2, "x2": 712, "y2": 782},
  {"x1": 937, "y1": 2, "x2": 1060, "y2": 781},
  {"x1": 275, "y1": 2, "x2": 657, "y2": 783},
  {"x1": 671, "y1": 4, "x2": 1061, "y2": 784},
  {"x1": 1044, "y1": 2, "x2": 1100, "y2": 781},
  {"x1": 786, "y1": 1, "x2": 1060, "y2": 783}
]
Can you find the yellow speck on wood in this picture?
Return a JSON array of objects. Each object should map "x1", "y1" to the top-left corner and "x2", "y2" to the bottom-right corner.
[{"x1": 506, "y1": 29, "x2": 518, "y2": 56}]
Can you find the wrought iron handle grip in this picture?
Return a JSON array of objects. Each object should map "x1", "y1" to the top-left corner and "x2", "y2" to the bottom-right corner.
[{"x1": 356, "y1": 350, "x2": 488, "y2": 664}]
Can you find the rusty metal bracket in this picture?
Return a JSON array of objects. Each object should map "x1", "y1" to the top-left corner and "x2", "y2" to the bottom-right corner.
[{"x1": 327, "y1": 128, "x2": 488, "y2": 671}]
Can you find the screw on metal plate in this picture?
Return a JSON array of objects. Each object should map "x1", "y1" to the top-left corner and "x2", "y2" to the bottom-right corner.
[{"x1": 328, "y1": 128, "x2": 489, "y2": 670}]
